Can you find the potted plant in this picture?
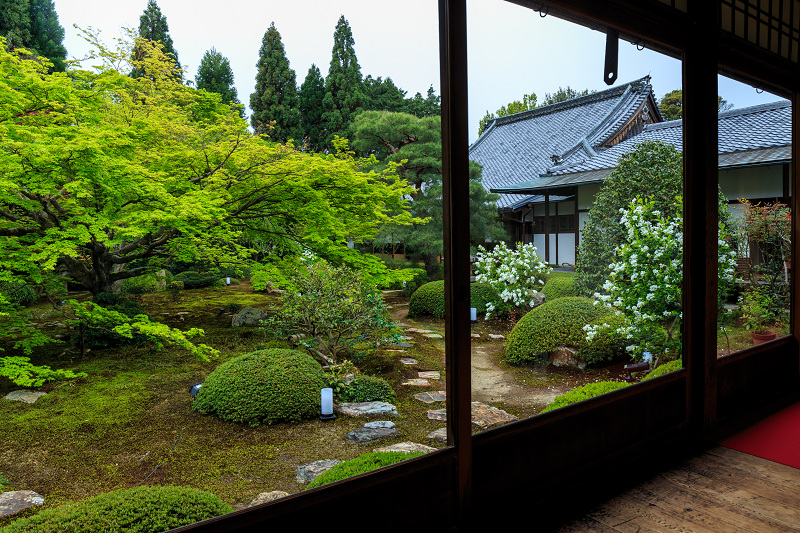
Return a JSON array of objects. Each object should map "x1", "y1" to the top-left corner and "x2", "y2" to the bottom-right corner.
[{"x1": 739, "y1": 288, "x2": 777, "y2": 344}]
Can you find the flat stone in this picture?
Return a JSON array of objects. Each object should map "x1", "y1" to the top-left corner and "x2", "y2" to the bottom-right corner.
[
  {"x1": 427, "y1": 409, "x2": 447, "y2": 421},
  {"x1": 338, "y1": 401, "x2": 399, "y2": 417},
  {"x1": 402, "y1": 378, "x2": 430, "y2": 387},
  {"x1": 423, "y1": 333, "x2": 443, "y2": 339},
  {"x1": 399, "y1": 358, "x2": 418, "y2": 365},
  {"x1": 364, "y1": 421, "x2": 396, "y2": 429},
  {"x1": 471, "y1": 333, "x2": 481, "y2": 338},
  {"x1": 247, "y1": 491, "x2": 289, "y2": 507},
  {"x1": 4, "y1": 391, "x2": 46, "y2": 404},
  {"x1": 396, "y1": 322, "x2": 411, "y2": 327},
  {"x1": 470, "y1": 402, "x2": 519, "y2": 428},
  {"x1": 426, "y1": 428, "x2": 448, "y2": 443},
  {"x1": 387, "y1": 342, "x2": 414, "y2": 349},
  {"x1": 0, "y1": 491, "x2": 45, "y2": 518},
  {"x1": 406, "y1": 328, "x2": 434, "y2": 334},
  {"x1": 418, "y1": 371, "x2": 440, "y2": 379},
  {"x1": 414, "y1": 391, "x2": 446, "y2": 403},
  {"x1": 375, "y1": 441, "x2": 438, "y2": 454},
  {"x1": 385, "y1": 349, "x2": 405, "y2": 353},
  {"x1": 345, "y1": 427, "x2": 399, "y2": 444},
  {"x1": 488, "y1": 334, "x2": 505, "y2": 340},
  {"x1": 175, "y1": 311, "x2": 190, "y2": 315},
  {"x1": 296, "y1": 459, "x2": 340, "y2": 483}
]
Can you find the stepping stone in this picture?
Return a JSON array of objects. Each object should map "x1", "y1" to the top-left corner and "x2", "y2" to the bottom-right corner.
[
  {"x1": 426, "y1": 428, "x2": 448, "y2": 443},
  {"x1": 338, "y1": 401, "x2": 399, "y2": 417},
  {"x1": 396, "y1": 322, "x2": 411, "y2": 327},
  {"x1": 423, "y1": 333, "x2": 443, "y2": 339},
  {"x1": 385, "y1": 349, "x2": 405, "y2": 353},
  {"x1": 425, "y1": 402, "x2": 519, "y2": 428},
  {"x1": 247, "y1": 491, "x2": 289, "y2": 507},
  {"x1": 4, "y1": 391, "x2": 46, "y2": 404},
  {"x1": 406, "y1": 328, "x2": 434, "y2": 334},
  {"x1": 375, "y1": 441, "x2": 438, "y2": 454},
  {"x1": 403, "y1": 377, "x2": 430, "y2": 386},
  {"x1": 176, "y1": 311, "x2": 190, "y2": 315},
  {"x1": 488, "y1": 334, "x2": 505, "y2": 340},
  {"x1": 296, "y1": 459, "x2": 340, "y2": 483},
  {"x1": 365, "y1": 421, "x2": 396, "y2": 429},
  {"x1": 0, "y1": 491, "x2": 45, "y2": 518},
  {"x1": 414, "y1": 391, "x2": 446, "y2": 403},
  {"x1": 400, "y1": 358, "x2": 418, "y2": 365},
  {"x1": 388, "y1": 342, "x2": 414, "y2": 349},
  {"x1": 471, "y1": 333, "x2": 480, "y2": 338},
  {"x1": 381, "y1": 290, "x2": 402, "y2": 297},
  {"x1": 345, "y1": 427, "x2": 399, "y2": 444},
  {"x1": 427, "y1": 409, "x2": 447, "y2": 421},
  {"x1": 418, "y1": 371, "x2": 440, "y2": 380}
]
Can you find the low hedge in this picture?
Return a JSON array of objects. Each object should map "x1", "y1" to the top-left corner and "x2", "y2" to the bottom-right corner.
[
  {"x1": 504, "y1": 297, "x2": 610, "y2": 365},
  {"x1": 305, "y1": 451, "x2": 424, "y2": 490},
  {"x1": 0, "y1": 485, "x2": 231, "y2": 532},
  {"x1": 337, "y1": 375, "x2": 396, "y2": 403},
  {"x1": 541, "y1": 275, "x2": 578, "y2": 301},
  {"x1": 541, "y1": 381, "x2": 630, "y2": 413},
  {"x1": 193, "y1": 349, "x2": 327, "y2": 426},
  {"x1": 641, "y1": 359, "x2": 683, "y2": 381},
  {"x1": 408, "y1": 280, "x2": 499, "y2": 318}
]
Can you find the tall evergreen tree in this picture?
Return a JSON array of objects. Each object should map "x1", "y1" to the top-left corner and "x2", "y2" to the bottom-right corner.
[
  {"x1": 250, "y1": 22, "x2": 301, "y2": 142},
  {"x1": 132, "y1": 0, "x2": 180, "y2": 79},
  {"x1": 0, "y1": 0, "x2": 31, "y2": 51},
  {"x1": 195, "y1": 47, "x2": 240, "y2": 114},
  {"x1": 321, "y1": 15, "x2": 363, "y2": 147},
  {"x1": 363, "y1": 75, "x2": 406, "y2": 113},
  {"x1": 404, "y1": 85, "x2": 441, "y2": 118},
  {"x1": 298, "y1": 64, "x2": 326, "y2": 151},
  {"x1": 27, "y1": 0, "x2": 66, "y2": 71}
]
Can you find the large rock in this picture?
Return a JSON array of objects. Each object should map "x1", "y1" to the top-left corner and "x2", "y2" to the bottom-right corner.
[
  {"x1": 247, "y1": 491, "x2": 289, "y2": 507},
  {"x1": 4, "y1": 391, "x2": 46, "y2": 404},
  {"x1": 338, "y1": 401, "x2": 399, "y2": 417},
  {"x1": 0, "y1": 491, "x2": 45, "y2": 518},
  {"x1": 375, "y1": 441, "x2": 438, "y2": 454},
  {"x1": 345, "y1": 427, "x2": 399, "y2": 444},
  {"x1": 549, "y1": 346, "x2": 586, "y2": 369},
  {"x1": 296, "y1": 459, "x2": 340, "y2": 483},
  {"x1": 231, "y1": 306, "x2": 269, "y2": 327},
  {"x1": 530, "y1": 291, "x2": 546, "y2": 307}
]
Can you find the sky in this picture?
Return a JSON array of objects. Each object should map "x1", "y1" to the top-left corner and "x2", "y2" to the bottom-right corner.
[{"x1": 54, "y1": 0, "x2": 784, "y2": 143}]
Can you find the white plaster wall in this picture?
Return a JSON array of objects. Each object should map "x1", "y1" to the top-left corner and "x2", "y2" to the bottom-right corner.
[{"x1": 558, "y1": 234, "x2": 576, "y2": 265}]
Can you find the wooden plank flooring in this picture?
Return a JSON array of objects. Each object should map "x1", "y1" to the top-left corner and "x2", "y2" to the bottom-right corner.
[{"x1": 554, "y1": 446, "x2": 800, "y2": 532}]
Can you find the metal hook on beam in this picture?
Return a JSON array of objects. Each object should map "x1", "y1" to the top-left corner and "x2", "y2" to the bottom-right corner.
[{"x1": 604, "y1": 27, "x2": 619, "y2": 85}]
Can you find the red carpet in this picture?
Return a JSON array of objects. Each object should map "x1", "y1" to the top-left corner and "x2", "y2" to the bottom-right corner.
[{"x1": 719, "y1": 402, "x2": 800, "y2": 469}]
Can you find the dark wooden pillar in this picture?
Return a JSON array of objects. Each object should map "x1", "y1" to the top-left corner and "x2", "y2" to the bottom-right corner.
[
  {"x1": 683, "y1": 1, "x2": 719, "y2": 434},
  {"x1": 792, "y1": 94, "x2": 799, "y2": 365},
  {"x1": 544, "y1": 193, "x2": 551, "y2": 263},
  {"x1": 439, "y1": 0, "x2": 471, "y2": 527}
]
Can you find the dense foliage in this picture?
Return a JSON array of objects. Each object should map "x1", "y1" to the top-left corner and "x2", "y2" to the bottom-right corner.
[
  {"x1": 407, "y1": 280, "x2": 499, "y2": 319},
  {"x1": 541, "y1": 274, "x2": 578, "y2": 302},
  {"x1": 0, "y1": 485, "x2": 231, "y2": 532},
  {"x1": 641, "y1": 359, "x2": 683, "y2": 381},
  {"x1": 132, "y1": 0, "x2": 180, "y2": 79},
  {"x1": 298, "y1": 64, "x2": 326, "y2": 151},
  {"x1": 337, "y1": 375, "x2": 396, "y2": 403},
  {"x1": 504, "y1": 297, "x2": 609, "y2": 365},
  {"x1": 321, "y1": 16, "x2": 364, "y2": 148},
  {"x1": 0, "y1": 0, "x2": 66, "y2": 71},
  {"x1": 541, "y1": 381, "x2": 629, "y2": 413},
  {"x1": 305, "y1": 452, "x2": 423, "y2": 490},
  {"x1": 478, "y1": 92, "x2": 537, "y2": 136},
  {"x1": 195, "y1": 47, "x2": 240, "y2": 111},
  {"x1": 193, "y1": 349, "x2": 327, "y2": 426},
  {"x1": 577, "y1": 313, "x2": 630, "y2": 366}
]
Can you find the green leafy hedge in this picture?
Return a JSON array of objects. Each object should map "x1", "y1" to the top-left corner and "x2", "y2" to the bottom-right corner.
[
  {"x1": 541, "y1": 381, "x2": 630, "y2": 413},
  {"x1": 504, "y1": 297, "x2": 609, "y2": 365},
  {"x1": 641, "y1": 359, "x2": 683, "y2": 381},
  {"x1": 74, "y1": 293, "x2": 150, "y2": 349},
  {"x1": 0, "y1": 485, "x2": 231, "y2": 532},
  {"x1": 338, "y1": 375, "x2": 396, "y2": 403},
  {"x1": 173, "y1": 271, "x2": 222, "y2": 289},
  {"x1": 305, "y1": 451, "x2": 423, "y2": 490},
  {"x1": 578, "y1": 313, "x2": 630, "y2": 366},
  {"x1": 541, "y1": 275, "x2": 578, "y2": 301},
  {"x1": 193, "y1": 349, "x2": 327, "y2": 426},
  {"x1": 408, "y1": 280, "x2": 499, "y2": 318},
  {"x1": 0, "y1": 281, "x2": 37, "y2": 307}
]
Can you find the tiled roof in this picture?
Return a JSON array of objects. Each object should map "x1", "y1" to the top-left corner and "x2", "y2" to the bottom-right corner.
[
  {"x1": 469, "y1": 77, "x2": 657, "y2": 208},
  {"x1": 492, "y1": 99, "x2": 791, "y2": 195}
]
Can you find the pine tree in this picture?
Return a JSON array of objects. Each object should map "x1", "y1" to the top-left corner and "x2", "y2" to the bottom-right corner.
[
  {"x1": 362, "y1": 75, "x2": 406, "y2": 113},
  {"x1": 249, "y1": 22, "x2": 301, "y2": 142},
  {"x1": 321, "y1": 15, "x2": 363, "y2": 147},
  {"x1": 298, "y1": 64, "x2": 326, "y2": 151},
  {"x1": 195, "y1": 47, "x2": 240, "y2": 114},
  {"x1": 0, "y1": 0, "x2": 31, "y2": 51},
  {"x1": 132, "y1": 0, "x2": 180, "y2": 79},
  {"x1": 27, "y1": 0, "x2": 66, "y2": 71}
]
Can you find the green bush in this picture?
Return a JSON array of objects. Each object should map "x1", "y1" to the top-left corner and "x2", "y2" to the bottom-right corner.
[
  {"x1": 641, "y1": 359, "x2": 683, "y2": 381},
  {"x1": 338, "y1": 375, "x2": 396, "y2": 403},
  {"x1": 193, "y1": 349, "x2": 327, "y2": 426},
  {"x1": 504, "y1": 297, "x2": 610, "y2": 365},
  {"x1": 173, "y1": 271, "x2": 220, "y2": 289},
  {"x1": 0, "y1": 485, "x2": 231, "y2": 532},
  {"x1": 541, "y1": 381, "x2": 630, "y2": 413},
  {"x1": 74, "y1": 293, "x2": 150, "y2": 349},
  {"x1": 578, "y1": 313, "x2": 630, "y2": 366},
  {"x1": 119, "y1": 274, "x2": 159, "y2": 295},
  {"x1": 542, "y1": 275, "x2": 577, "y2": 301},
  {"x1": 408, "y1": 280, "x2": 499, "y2": 318},
  {"x1": 305, "y1": 452, "x2": 423, "y2": 490},
  {"x1": 0, "y1": 281, "x2": 37, "y2": 307}
]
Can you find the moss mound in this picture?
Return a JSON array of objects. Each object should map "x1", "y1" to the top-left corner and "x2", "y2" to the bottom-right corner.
[
  {"x1": 541, "y1": 381, "x2": 630, "y2": 413},
  {"x1": 193, "y1": 348, "x2": 327, "y2": 426},
  {"x1": 408, "y1": 280, "x2": 499, "y2": 318},
  {"x1": 641, "y1": 359, "x2": 683, "y2": 381},
  {"x1": 1, "y1": 485, "x2": 231, "y2": 532},
  {"x1": 338, "y1": 375, "x2": 396, "y2": 403},
  {"x1": 541, "y1": 275, "x2": 578, "y2": 301},
  {"x1": 305, "y1": 451, "x2": 423, "y2": 490},
  {"x1": 504, "y1": 297, "x2": 610, "y2": 365}
]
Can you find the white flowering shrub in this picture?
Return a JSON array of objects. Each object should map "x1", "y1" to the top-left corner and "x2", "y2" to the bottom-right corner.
[
  {"x1": 587, "y1": 197, "x2": 736, "y2": 363},
  {"x1": 474, "y1": 241, "x2": 551, "y2": 318}
]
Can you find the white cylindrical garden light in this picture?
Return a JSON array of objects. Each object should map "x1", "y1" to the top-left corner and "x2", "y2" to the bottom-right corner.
[
  {"x1": 320, "y1": 387, "x2": 336, "y2": 421},
  {"x1": 470, "y1": 307, "x2": 477, "y2": 323}
]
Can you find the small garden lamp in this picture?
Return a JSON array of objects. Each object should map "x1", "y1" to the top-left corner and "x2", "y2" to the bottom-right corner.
[
  {"x1": 189, "y1": 382, "x2": 203, "y2": 398},
  {"x1": 470, "y1": 307, "x2": 478, "y2": 323},
  {"x1": 320, "y1": 387, "x2": 336, "y2": 421}
]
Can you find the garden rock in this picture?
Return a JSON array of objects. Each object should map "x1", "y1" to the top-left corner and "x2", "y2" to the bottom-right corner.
[
  {"x1": 402, "y1": 378, "x2": 430, "y2": 387},
  {"x1": 549, "y1": 346, "x2": 586, "y2": 369},
  {"x1": 4, "y1": 391, "x2": 46, "y2": 404},
  {"x1": 426, "y1": 402, "x2": 518, "y2": 428},
  {"x1": 414, "y1": 391, "x2": 446, "y2": 403},
  {"x1": 426, "y1": 428, "x2": 448, "y2": 443},
  {"x1": 365, "y1": 420, "x2": 396, "y2": 429},
  {"x1": 375, "y1": 442, "x2": 437, "y2": 454},
  {"x1": 296, "y1": 459, "x2": 340, "y2": 483},
  {"x1": 423, "y1": 333, "x2": 443, "y2": 339},
  {"x1": 231, "y1": 306, "x2": 269, "y2": 327},
  {"x1": 345, "y1": 426, "x2": 399, "y2": 444},
  {"x1": 338, "y1": 401, "x2": 399, "y2": 417},
  {"x1": 531, "y1": 291, "x2": 546, "y2": 307},
  {"x1": 488, "y1": 334, "x2": 505, "y2": 340},
  {"x1": 247, "y1": 491, "x2": 289, "y2": 507},
  {"x1": 418, "y1": 371, "x2": 440, "y2": 380},
  {"x1": 0, "y1": 490, "x2": 44, "y2": 518},
  {"x1": 399, "y1": 357, "x2": 418, "y2": 365},
  {"x1": 155, "y1": 269, "x2": 167, "y2": 289}
]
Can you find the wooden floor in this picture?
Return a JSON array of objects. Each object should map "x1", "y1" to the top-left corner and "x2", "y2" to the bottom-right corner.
[{"x1": 554, "y1": 446, "x2": 800, "y2": 532}]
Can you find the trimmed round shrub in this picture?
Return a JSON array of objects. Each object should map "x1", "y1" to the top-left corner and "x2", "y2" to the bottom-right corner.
[
  {"x1": 578, "y1": 313, "x2": 630, "y2": 366},
  {"x1": 1, "y1": 485, "x2": 232, "y2": 532},
  {"x1": 305, "y1": 451, "x2": 424, "y2": 490},
  {"x1": 541, "y1": 381, "x2": 630, "y2": 413},
  {"x1": 542, "y1": 275, "x2": 578, "y2": 301},
  {"x1": 338, "y1": 375, "x2": 396, "y2": 403},
  {"x1": 504, "y1": 297, "x2": 610, "y2": 365},
  {"x1": 193, "y1": 349, "x2": 327, "y2": 426},
  {"x1": 641, "y1": 359, "x2": 683, "y2": 381},
  {"x1": 173, "y1": 271, "x2": 220, "y2": 289},
  {"x1": 408, "y1": 280, "x2": 499, "y2": 318}
]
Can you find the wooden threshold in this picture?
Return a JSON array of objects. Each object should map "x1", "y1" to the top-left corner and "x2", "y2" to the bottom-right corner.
[{"x1": 553, "y1": 446, "x2": 800, "y2": 532}]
